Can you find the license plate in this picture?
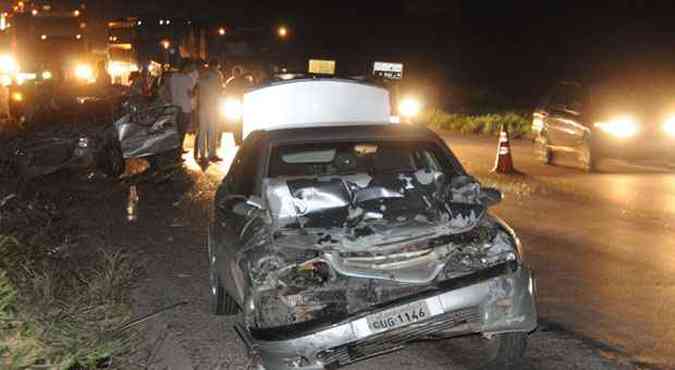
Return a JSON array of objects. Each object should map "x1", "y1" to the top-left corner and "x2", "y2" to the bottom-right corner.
[{"x1": 366, "y1": 301, "x2": 431, "y2": 333}]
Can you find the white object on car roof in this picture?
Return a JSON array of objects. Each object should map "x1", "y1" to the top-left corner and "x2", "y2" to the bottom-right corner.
[{"x1": 242, "y1": 79, "x2": 392, "y2": 139}]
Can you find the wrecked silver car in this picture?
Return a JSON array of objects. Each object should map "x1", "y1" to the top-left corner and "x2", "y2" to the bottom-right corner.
[
  {"x1": 8, "y1": 96, "x2": 180, "y2": 179},
  {"x1": 113, "y1": 101, "x2": 181, "y2": 160},
  {"x1": 208, "y1": 123, "x2": 537, "y2": 369}
]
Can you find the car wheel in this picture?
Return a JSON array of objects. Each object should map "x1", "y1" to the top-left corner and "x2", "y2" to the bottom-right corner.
[
  {"x1": 208, "y1": 231, "x2": 239, "y2": 316},
  {"x1": 102, "y1": 141, "x2": 125, "y2": 178},
  {"x1": 580, "y1": 136, "x2": 598, "y2": 173},
  {"x1": 534, "y1": 132, "x2": 553, "y2": 165},
  {"x1": 484, "y1": 332, "x2": 528, "y2": 370}
]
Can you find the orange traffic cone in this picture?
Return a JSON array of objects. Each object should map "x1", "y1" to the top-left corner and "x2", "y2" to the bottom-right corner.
[{"x1": 492, "y1": 125, "x2": 516, "y2": 174}]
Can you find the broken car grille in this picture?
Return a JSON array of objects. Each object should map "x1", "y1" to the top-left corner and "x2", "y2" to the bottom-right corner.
[{"x1": 317, "y1": 307, "x2": 480, "y2": 367}]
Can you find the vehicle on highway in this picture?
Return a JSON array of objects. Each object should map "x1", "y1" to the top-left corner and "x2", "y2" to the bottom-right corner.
[
  {"x1": 0, "y1": 6, "x2": 99, "y2": 123},
  {"x1": 10, "y1": 95, "x2": 180, "y2": 179},
  {"x1": 208, "y1": 78, "x2": 537, "y2": 370},
  {"x1": 533, "y1": 79, "x2": 675, "y2": 171}
]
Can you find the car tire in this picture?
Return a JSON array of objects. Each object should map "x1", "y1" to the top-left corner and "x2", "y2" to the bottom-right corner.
[
  {"x1": 534, "y1": 132, "x2": 553, "y2": 165},
  {"x1": 484, "y1": 332, "x2": 528, "y2": 370},
  {"x1": 208, "y1": 230, "x2": 239, "y2": 316},
  {"x1": 580, "y1": 136, "x2": 598, "y2": 173},
  {"x1": 102, "y1": 141, "x2": 125, "y2": 178}
]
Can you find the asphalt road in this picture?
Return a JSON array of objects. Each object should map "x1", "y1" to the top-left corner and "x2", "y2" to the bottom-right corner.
[
  {"x1": 121, "y1": 133, "x2": 666, "y2": 370},
  {"x1": 440, "y1": 132, "x2": 675, "y2": 368}
]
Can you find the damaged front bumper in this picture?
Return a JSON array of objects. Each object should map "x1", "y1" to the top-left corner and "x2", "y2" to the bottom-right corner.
[{"x1": 238, "y1": 262, "x2": 537, "y2": 370}]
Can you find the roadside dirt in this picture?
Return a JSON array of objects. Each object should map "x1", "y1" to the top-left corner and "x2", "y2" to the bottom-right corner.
[{"x1": 0, "y1": 145, "x2": 647, "y2": 370}]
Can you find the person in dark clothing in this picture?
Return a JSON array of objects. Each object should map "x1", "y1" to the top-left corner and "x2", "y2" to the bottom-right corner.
[
  {"x1": 223, "y1": 66, "x2": 253, "y2": 145},
  {"x1": 225, "y1": 65, "x2": 254, "y2": 96}
]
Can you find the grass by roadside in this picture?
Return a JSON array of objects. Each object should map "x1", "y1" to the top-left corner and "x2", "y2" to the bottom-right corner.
[
  {"x1": 0, "y1": 171, "x2": 141, "y2": 370},
  {"x1": 0, "y1": 235, "x2": 140, "y2": 370},
  {"x1": 422, "y1": 109, "x2": 532, "y2": 138}
]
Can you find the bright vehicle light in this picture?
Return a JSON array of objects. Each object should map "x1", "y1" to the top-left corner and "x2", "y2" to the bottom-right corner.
[
  {"x1": 41, "y1": 70, "x2": 52, "y2": 79},
  {"x1": 15, "y1": 73, "x2": 35, "y2": 85},
  {"x1": 108, "y1": 61, "x2": 125, "y2": 77},
  {"x1": 664, "y1": 116, "x2": 675, "y2": 137},
  {"x1": 11, "y1": 92, "x2": 23, "y2": 102},
  {"x1": 222, "y1": 97, "x2": 242, "y2": 120},
  {"x1": 0, "y1": 55, "x2": 18, "y2": 74},
  {"x1": 74, "y1": 64, "x2": 94, "y2": 82},
  {"x1": 594, "y1": 116, "x2": 639, "y2": 138},
  {"x1": 277, "y1": 26, "x2": 288, "y2": 38},
  {"x1": 399, "y1": 97, "x2": 422, "y2": 118},
  {"x1": 0, "y1": 75, "x2": 11, "y2": 86},
  {"x1": 40, "y1": 34, "x2": 47, "y2": 40}
]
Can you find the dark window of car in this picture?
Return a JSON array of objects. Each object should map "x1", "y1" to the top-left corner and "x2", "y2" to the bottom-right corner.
[
  {"x1": 225, "y1": 136, "x2": 261, "y2": 196},
  {"x1": 267, "y1": 140, "x2": 456, "y2": 178}
]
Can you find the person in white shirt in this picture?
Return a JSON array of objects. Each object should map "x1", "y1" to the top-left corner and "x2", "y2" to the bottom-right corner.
[
  {"x1": 169, "y1": 61, "x2": 197, "y2": 157},
  {"x1": 196, "y1": 59, "x2": 224, "y2": 163}
]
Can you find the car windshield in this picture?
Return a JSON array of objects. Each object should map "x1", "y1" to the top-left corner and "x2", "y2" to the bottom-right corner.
[
  {"x1": 265, "y1": 139, "x2": 473, "y2": 229},
  {"x1": 590, "y1": 79, "x2": 675, "y2": 112},
  {"x1": 268, "y1": 140, "x2": 453, "y2": 178}
]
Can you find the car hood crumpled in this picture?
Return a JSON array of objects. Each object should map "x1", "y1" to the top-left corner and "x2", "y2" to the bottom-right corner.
[{"x1": 263, "y1": 173, "x2": 493, "y2": 283}]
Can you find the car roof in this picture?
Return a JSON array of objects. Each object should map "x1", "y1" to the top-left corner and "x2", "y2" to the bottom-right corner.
[{"x1": 255, "y1": 76, "x2": 386, "y2": 91}]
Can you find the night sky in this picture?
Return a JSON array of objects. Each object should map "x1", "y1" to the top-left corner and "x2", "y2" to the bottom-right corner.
[{"x1": 31, "y1": 0, "x2": 675, "y2": 109}]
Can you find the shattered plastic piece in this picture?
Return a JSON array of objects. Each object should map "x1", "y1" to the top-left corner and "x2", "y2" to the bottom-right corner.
[
  {"x1": 127, "y1": 185, "x2": 139, "y2": 222},
  {"x1": 353, "y1": 186, "x2": 403, "y2": 203},
  {"x1": 414, "y1": 169, "x2": 441, "y2": 186},
  {"x1": 398, "y1": 174, "x2": 415, "y2": 190},
  {"x1": 448, "y1": 176, "x2": 482, "y2": 204},
  {"x1": 447, "y1": 209, "x2": 478, "y2": 229},
  {"x1": 0, "y1": 193, "x2": 16, "y2": 208}
]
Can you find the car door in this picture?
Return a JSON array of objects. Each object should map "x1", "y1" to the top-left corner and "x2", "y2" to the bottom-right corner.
[
  {"x1": 562, "y1": 85, "x2": 591, "y2": 149},
  {"x1": 546, "y1": 83, "x2": 587, "y2": 148},
  {"x1": 542, "y1": 83, "x2": 569, "y2": 146},
  {"x1": 213, "y1": 135, "x2": 263, "y2": 304}
]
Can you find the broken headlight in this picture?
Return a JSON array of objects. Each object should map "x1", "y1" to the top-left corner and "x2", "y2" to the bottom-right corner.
[{"x1": 480, "y1": 230, "x2": 519, "y2": 266}]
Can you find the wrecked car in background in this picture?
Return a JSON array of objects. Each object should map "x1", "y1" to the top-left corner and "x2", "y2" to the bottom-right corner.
[
  {"x1": 8, "y1": 94, "x2": 180, "y2": 179},
  {"x1": 208, "y1": 78, "x2": 537, "y2": 370}
]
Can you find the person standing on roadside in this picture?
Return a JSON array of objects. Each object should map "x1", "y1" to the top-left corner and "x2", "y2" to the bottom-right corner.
[
  {"x1": 96, "y1": 60, "x2": 112, "y2": 87},
  {"x1": 169, "y1": 60, "x2": 197, "y2": 158},
  {"x1": 225, "y1": 65, "x2": 254, "y2": 97},
  {"x1": 196, "y1": 59, "x2": 224, "y2": 164},
  {"x1": 224, "y1": 65, "x2": 254, "y2": 145}
]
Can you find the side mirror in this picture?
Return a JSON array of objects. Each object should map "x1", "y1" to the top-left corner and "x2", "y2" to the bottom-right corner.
[{"x1": 480, "y1": 187, "x2": 502, "y2": 207}]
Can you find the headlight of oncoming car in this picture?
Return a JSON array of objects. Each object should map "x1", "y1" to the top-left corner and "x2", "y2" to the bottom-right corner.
[
  {"x1": 222, "y1": 97, "x2": 242, "y2": 120},
  {"x1": 0, "y1": 55, "x2": 18, "y2": 75},
  {"x1": 75, "y1": 64, "x2": 94, "y2": 83},
  {"x1": 398, "y1": 97, "x2": 422, "y2": 119},
  {"x1": 663, "y1": 116, "x2": 675, "y2": 137},
  {"x1": 593, "y1": 116, "x2": 639, "y2": 138}
]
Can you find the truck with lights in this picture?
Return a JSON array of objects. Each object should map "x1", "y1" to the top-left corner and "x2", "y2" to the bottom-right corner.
[{"x1": 0, "y1": 5, "x2": 95, "y2": 122}]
